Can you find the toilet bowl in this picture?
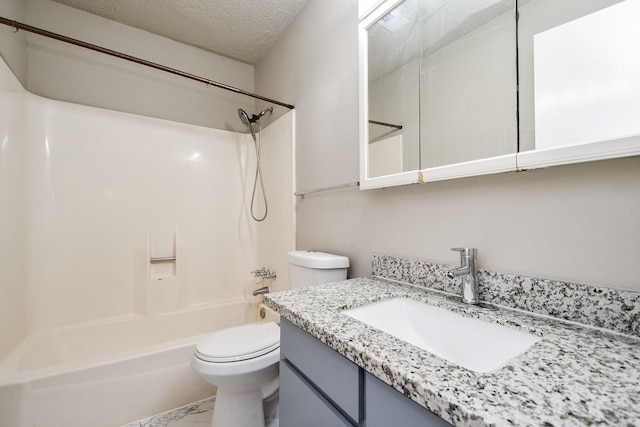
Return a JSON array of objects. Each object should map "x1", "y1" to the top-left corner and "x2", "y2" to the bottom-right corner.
[
  {"x1": 191, "y1": 321, "x2": 280, "y2": 427},
  {"x1": 192, "y1": 251, "x2": 349, "y2": 426}
]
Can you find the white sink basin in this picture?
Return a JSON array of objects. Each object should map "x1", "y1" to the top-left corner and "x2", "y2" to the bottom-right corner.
[{"x1": 342, "y1": 298, "x2": 541, "y2": 373}]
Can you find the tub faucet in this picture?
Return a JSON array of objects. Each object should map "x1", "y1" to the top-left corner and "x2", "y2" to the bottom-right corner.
[
  {"x1": 447, "y1": 248, "x2": 480, "y2": 305},
  {"x1": 252, "y1": 286, "x2": 270, "y2": 296}
]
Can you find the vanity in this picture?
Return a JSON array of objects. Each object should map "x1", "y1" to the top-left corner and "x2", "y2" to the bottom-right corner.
[
  {"x1": 265, "y1": 257, "x2": 640, "y2": 426},
  {"x1": 279, "y1": 317, "x2": 450, "y2": 426}
]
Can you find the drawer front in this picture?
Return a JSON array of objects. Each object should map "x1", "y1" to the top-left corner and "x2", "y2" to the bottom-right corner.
[
  {"x1": 365, "y1": 373, "x2": 452, "y2": 427},
  {"x1": 280, "y1": 319, "x2": 360, "y2": 422},
  {"x1": 280, "y1": 360, "x2": 353, "y2": 427}
]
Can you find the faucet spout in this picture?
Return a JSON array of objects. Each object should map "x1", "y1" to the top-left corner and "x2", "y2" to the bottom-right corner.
[
  {"x1": 252, "y1": 286, "x2": 270, "y2": 296},
  {"x1": 448, "y1": 248, "x2": 479, "y2": 305},
  {"x1": 446, "y1": 266, "x2": 470, "y2": 278}
]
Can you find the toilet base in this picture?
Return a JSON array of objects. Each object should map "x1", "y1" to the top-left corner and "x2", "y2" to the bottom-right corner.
[
  {"x1": 212, "y1": 388, "x2": 278, "y2": 427},
  {"x1": 263, "y1": 389, "x2": 279, "y2": 427}
]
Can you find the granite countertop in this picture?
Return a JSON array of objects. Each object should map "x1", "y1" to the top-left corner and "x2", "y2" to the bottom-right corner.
[{"x1": 264, "y1": 277, "x2": 640, "y2": 427}]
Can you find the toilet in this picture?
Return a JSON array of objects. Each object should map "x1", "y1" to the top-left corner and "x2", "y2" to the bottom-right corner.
[{"x1": 191, "y1": 251, "x2": 349, "y2": 427}]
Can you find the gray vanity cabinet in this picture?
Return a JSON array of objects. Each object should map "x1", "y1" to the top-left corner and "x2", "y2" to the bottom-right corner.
[
  {"x1": 365, "y1": 372, "x2": 451, "y2": 427},
  {"x1": 280, "y1": 318, "x2": 360, "y2": 426},
  {"x1": 279, "y1": 362, "x2": 353, "y2": 426},
  {"x1": 279, "y1": 319, "x2": 452, "y2": 427}
]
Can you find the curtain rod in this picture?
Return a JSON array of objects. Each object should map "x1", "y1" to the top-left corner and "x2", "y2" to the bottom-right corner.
[
  {"x1": 0, "y1": 16, "x2": 295, "y2": 110},
  {"x1": 369, "y1": 119, "x2": 402, "y2": 130}
]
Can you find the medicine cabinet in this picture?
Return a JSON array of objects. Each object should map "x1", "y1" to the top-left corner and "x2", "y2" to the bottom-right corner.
[{"x1": 359, "y1": 0, "x2": 640, "y2": 189}]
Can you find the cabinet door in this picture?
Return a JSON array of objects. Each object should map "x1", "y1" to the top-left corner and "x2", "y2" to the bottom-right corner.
[
  {"x1": 280, "y1": 360, "x2": 353, "y2": 427},
  {"x1": 280, "y1": 319, "x2": 361, "y2": 422},
  {"x1": 365, "y1": 373, "x2": 451, "y2": 427}
]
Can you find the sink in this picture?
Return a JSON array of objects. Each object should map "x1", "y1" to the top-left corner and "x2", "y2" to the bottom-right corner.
[{"x1": 342, "y1": 298, "x2": 541, "y2": 373}]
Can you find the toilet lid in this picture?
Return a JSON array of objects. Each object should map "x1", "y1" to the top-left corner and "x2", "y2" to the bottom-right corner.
[{"x1": 195, "y1": 321, "x2": 280, "y2": 363}]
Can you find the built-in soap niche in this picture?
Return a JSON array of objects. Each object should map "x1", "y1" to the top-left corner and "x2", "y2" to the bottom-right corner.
[
  {"x1": 143, "y1": 229, "x2": 187, "y2": 315},
  {"x1": 150, "y1": 257, "x2": 176, "y2": 278}
]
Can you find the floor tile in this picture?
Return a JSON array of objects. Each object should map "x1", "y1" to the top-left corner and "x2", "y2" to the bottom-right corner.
[{"x1": 121, "y1": 397, "x2": 214, "y2": 427}]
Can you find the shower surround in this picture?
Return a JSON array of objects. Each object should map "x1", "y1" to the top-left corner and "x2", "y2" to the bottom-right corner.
[{"x1": 0, "y1": 58, "x2": 295, "y2": 426}]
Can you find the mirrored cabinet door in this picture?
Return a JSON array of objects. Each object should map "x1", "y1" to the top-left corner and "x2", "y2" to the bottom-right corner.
[
  {"x1": 360, "y1": 0, "x2": 422, "y2": 188},
  {"x1": 419, "y1": 0, "x2": 517, "y2": 169},
  {"x1": 368, "y1": 0, "x2": 420, "y2": 178},
  {"x1": 359, "y1": 0, "x2": 640, "y2": 190},
  {"x1": 360, "y1": 0, "x2": 519, "y2": 189},
  {"x1": 517, "y1": 0, "x2": 640, "y2": 168}
]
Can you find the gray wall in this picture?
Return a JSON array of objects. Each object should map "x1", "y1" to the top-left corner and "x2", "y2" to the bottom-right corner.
[
  {"x1": 0, "y1": 0, "x2": 27, "y2": 85},
  {"x1": 256, "y1": 0, "x2": 640, "y2": 292}
]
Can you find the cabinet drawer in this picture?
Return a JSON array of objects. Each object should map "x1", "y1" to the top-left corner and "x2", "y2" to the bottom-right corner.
[
  {"x1": 280, "y1": 319, "x2": 360, "y2": 422},
  {"x1": 280, "y1": 360, "x2": 353, "y2": 427}
]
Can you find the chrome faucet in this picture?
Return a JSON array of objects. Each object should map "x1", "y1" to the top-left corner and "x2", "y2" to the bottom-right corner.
[
  {"x1": 251, "y1": 267, "x2": 275, "y2": 296},
  {"x1": 252, "y1": 286, "x2": 270, "y2": 296},
  {"x1": 251, "y1": 267, "x2": 277, "y2": 284},
  {"x1": 447, "y1": 248, "x2": 480, "y2": 305}
]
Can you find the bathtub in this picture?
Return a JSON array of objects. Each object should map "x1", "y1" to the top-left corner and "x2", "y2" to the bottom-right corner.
[{"x1": 0, "y1": 298, "x2": 259, "y2": 427}]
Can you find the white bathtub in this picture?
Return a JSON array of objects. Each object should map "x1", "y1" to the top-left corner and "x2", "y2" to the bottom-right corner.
[{"x1": 0, "y1": 298, "x2": 258, "y2": 427}]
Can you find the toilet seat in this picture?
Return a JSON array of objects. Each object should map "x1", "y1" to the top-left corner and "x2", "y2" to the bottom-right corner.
[{"x1": 195, "y1": 321, "x2": 280, "y2": 363}]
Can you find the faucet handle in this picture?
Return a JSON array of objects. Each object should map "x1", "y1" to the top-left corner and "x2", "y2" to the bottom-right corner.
[
  {"x1": 251, "y1": 267, "x2": 267, "y2": 277},
  {"x1": 451, "y1": 247, "x2": 477, "y2": 256}
]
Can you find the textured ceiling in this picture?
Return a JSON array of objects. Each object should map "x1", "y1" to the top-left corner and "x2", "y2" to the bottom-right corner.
[{"x1": 51, "y1": 0, "x2": 310, "y2": 64}]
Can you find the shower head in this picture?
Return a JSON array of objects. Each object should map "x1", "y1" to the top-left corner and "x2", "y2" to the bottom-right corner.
[
  {"x1": 238, "y1": 108, "x2": 252, "y2": 128},
  {"x1": 238, "y1": 107, "x2": 273, "y2": 126},
  {"x1": 238, "y1": 108, "x2": 256, "y2": 139},
  {"x1": 238, "y1": 107, "x2": 274, "y2": 138}
]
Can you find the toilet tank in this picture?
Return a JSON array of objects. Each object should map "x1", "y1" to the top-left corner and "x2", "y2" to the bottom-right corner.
[{"x1": 288, "y1": 251, "x2": 350, "y2": 289}]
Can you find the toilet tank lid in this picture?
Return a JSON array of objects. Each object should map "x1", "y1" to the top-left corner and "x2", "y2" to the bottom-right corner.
[{"x1": 288, "y1": 251, "x2": 350, "y2": 269}]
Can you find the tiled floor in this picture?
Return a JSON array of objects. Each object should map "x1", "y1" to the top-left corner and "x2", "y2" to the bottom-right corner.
[
  {"x1": 122, "y1": 396, "x2": 279, "y2": 427},
  {"x1": 122, "y1": 398, "x2": 215, "y2": 427}
]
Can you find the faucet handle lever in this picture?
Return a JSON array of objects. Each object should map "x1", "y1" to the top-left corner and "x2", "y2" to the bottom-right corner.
[{"x1": 450, "y1": 247, "x2": 477, "y2": 256}]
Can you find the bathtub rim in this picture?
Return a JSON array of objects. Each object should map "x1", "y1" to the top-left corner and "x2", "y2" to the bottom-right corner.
[{"x1": 0, "y1": 297, "x2": 257, "y2": 386}]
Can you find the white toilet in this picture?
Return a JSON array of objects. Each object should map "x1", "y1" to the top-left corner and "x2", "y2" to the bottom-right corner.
[{"x1": 191, "y1": 251, "x2": 349, "y2": 427}]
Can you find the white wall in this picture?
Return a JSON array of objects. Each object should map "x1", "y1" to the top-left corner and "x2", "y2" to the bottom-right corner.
[
  {"x1": 23, "y1": 95, "x2": 248, "y2": 331},
  {"x1": 23, "y1": 0, "x2": 256, "y2": 130},
  {"x1": 0, "y1": 0, "x2": 295, "y2": 359},
  {"x1": 0, "y1": 58, "x2": 294, "y2": 346},
  {"x1": 257, "y1": 0, "x2": 640, "y2": 292},
  {"x1": 0, "y1": 58, "x2": 27, "y2": 362},
  {"x1": 255, "y1": 111, "x2": 296, "y2": 294}
]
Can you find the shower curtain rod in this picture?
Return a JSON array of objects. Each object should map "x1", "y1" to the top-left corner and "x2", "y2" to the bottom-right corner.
[
  {"x1": 369, "y1": 119, "x2": 402, "y2": 130},
  {"x1": 0, "y1": 16, "x2": 295, "y2": 110}
]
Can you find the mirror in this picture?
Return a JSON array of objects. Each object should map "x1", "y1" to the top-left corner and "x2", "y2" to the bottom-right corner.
[
  {"x1": 517, "y1": 0, "x2": 640, "y2": 168},
  {"x1": 360, "y1": 0, "x2": 640, "y2": 189},
  {"x1": 419, "y1": 0, "x2": 517, "y2": 169},
  {"x1": 363, "y1": 0, "x2": 421, "y2": 184},
  {"x1": 360, "y1": 0, "x2": 518, "y2": 189}
]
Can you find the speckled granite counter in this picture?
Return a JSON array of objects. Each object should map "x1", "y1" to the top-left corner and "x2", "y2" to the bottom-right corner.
[{"x1": 265, "y1": 278, "x2": 640, "y2": 426}]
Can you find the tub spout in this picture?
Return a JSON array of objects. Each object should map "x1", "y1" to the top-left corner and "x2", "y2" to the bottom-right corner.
[{"x1": 252, "y1": 286, "x2": 270, "y2": 296}]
